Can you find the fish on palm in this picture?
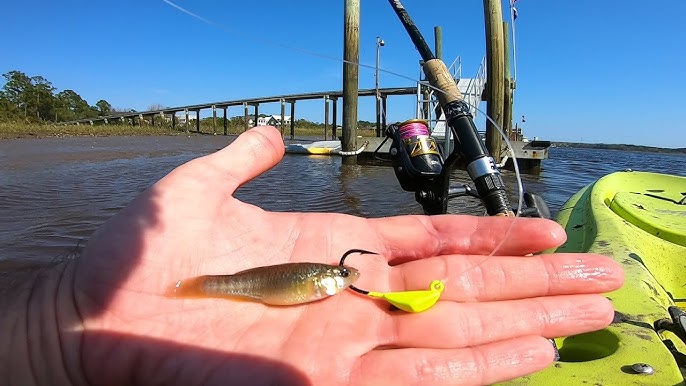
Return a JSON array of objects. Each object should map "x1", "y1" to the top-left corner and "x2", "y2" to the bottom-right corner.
[{"x1": 168, "y1": 263, "x2": 360, "y2": 306}]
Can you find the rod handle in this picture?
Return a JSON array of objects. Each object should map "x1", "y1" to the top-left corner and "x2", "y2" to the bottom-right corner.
[{"x1": 423, "y1": 59, "x2": 463, "y2": 106}]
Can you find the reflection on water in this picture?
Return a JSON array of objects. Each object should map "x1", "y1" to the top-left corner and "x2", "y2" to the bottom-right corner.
[{"x1": 1, "y1": 135, "x2": 685, "y2": 263}]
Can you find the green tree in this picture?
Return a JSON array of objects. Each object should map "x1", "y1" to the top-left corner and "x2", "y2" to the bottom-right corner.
[
  {"x1": 0, "y1": 71, "x2": 58, "y2": 121},
  {"x1": 1, "y1": 70, "x2": 33, "y2": 118},
  {"x1": 31, "y1": 76, "x2": 56, "y2": 120},
  {"x1": 55, "y1": 89, "x2": 95, "y2": 121},
  {"x1": 96, "y1": 99, "x2": 112, "y2": 116}
]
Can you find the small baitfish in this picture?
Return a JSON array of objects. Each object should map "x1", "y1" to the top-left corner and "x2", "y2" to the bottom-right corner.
[{"x1": 168, "y1": 263, "x2": 360, "y2": 306}]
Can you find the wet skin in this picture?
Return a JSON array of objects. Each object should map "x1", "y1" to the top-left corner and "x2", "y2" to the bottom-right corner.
[{"x1": 0, "y1": 126, "x2": 624, "y2": 386}]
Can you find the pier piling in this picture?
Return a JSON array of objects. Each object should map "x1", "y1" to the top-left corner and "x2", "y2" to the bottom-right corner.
[
  {"x1": 332, "y1": 97, "x2": 338, "y2": 140},
  {"x1": 212, "y1": 105, "x2": 217, "y2": 133},
  {"x1": 243, "y1": 103, "x2": 249, "y2": 133},
  {"x1": 290, "y1": 101, "x2": 295, "y2": 139},
  {"x1": 503, "y1": 21, "x2": 513, "y2": 139},
  {"x1": 324, "y1": 96, "x2": 330, "y2": 140},
  {"x1": 484, "y1": 0, "x2": 505, "y2": 162},
  {"x1": 185, "y1": 109, "x2": 189, "y2": 131},
  {"x1": 280, "y1": 99, "x2": 286, "y2": 137},
  {"x1": 342, "y1": 0, "x2": 360, "y2": 164},
  {"x1": 434, "y1": 26, "x2": 442, "y2": 60},
  {"x1": 223, "y1": 107, "x2": 228, "y2": 135}
]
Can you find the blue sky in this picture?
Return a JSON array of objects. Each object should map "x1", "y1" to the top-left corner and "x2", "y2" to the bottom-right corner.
[{"x1": 3, "y1": 0, "x2": 685, "y2": 148}]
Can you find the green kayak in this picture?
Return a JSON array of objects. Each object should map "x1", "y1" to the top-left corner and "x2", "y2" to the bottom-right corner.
[{"x1": 505, "y1": 171, "x2": 686, "y2": 385}]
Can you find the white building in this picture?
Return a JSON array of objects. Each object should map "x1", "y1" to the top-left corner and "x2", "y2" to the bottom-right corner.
[{"x1": 256, "y1": 115, "x2": 291, "y2": 127}]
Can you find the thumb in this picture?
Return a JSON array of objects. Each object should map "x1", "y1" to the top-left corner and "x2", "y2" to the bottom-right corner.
[{"x1": 205, "y1": 126, "x2": 285, "y2": 192}]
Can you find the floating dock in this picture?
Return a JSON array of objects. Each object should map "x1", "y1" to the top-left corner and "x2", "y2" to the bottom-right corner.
[{"x1": 285, "y1": 136, "x2": 549, "y2": 174}]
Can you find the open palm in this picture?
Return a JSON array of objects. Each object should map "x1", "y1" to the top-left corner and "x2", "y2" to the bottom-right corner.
[{"x1": 67, "y1": 126, "x2": 623, "y2": 385}]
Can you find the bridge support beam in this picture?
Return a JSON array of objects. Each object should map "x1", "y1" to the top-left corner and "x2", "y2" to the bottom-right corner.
[{"x1": 195, "y1": 110, "x2": 200, "y2": 133}]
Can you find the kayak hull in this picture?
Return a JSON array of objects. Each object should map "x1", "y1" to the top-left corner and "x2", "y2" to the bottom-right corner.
[{"x1": 503, "y1": 171, "x2": 686, "y2": 385}]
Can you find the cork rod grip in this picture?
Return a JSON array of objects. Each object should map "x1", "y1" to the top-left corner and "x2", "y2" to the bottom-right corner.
[{"x1": 423, "y1": 59, "x2": 463, "y2": 106}]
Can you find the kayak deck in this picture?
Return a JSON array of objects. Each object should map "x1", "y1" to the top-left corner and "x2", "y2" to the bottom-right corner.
[{"x1": 503, "y1": 171, "x2": 686, "y2": 385}]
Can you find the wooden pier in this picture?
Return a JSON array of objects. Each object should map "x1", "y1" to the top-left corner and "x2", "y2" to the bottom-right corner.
[
  {"x1": 61, "y1": 86, "x2": 414, "y2": 140},
  {"x1": 61, "y1": 0, "x2": 548, "y2": 173}
]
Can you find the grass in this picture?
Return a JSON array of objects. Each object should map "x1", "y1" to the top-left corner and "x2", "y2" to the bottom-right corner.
[{"x1": 0, "y1": 122, "x2": 378, "y2": 140}]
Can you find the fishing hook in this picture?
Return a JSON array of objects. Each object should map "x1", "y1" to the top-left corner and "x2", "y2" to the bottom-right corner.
[
  {"x1": 338, "y1": 248, "x2": 445, "y2": 313},
  {"x1": 339, "y1": 248, "x2": 378, "y2": 295}
]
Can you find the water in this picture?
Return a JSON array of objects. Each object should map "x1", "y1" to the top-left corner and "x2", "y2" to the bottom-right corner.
[{"x1": 1, "y1": 135, "x2": 684, "y2": 265}]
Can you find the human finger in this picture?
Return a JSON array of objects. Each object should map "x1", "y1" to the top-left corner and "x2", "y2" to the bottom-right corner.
[
  {"x1": 368, "y1": 215, "x2": 566, "y2": 262},
  {"x1": 202, "y1": 125, "x2": 285, "y2": 192},
  {"x1": 393, "y1": 253, "x2": 624, "y2": 302},
  {"x1": 352, "y1": 336, "x2": 556, "y2": 386},
  {"x1": 381, "y1": 295, "x2": 614, "y2": 349}
]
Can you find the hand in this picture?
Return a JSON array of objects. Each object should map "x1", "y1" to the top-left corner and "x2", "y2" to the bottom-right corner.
[{"x1": 40, "y1": 126, "x2": 622, "y2": 385}]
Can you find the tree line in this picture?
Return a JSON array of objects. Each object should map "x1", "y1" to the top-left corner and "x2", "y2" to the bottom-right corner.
[{"x1": 0, "y1": 70, "x2": 128, "y2": 123}]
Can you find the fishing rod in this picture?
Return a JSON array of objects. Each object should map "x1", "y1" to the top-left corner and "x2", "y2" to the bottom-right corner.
[
  {"x1": 162, "y1": 0, "x2": 549, "y2": 218},
  {"x1": 385, "y1": 0, "x2": 514, "y2": 216}
]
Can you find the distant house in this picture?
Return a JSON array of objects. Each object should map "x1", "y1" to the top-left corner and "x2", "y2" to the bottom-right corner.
[
  {"x1": 256, "y1": 115, "x2": 291, "y2": 127},
  {"x1": 175, "y1": 113, "x2": 197, "y2": 124}
]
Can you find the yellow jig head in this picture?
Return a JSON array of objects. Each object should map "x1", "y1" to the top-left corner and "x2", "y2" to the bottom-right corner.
[{"x1": 339, "y1": 249, "x2": 444, "y2": 313}]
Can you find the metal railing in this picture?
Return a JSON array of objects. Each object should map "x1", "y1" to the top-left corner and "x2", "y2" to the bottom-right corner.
[{"x1": 416, "y1": 55, "x2": 487, "y2": 153}]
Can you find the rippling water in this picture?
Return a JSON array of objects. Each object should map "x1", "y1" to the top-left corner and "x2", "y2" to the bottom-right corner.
[{"x1": 1, "y1": 135, "x2": 684, "y2": 264}]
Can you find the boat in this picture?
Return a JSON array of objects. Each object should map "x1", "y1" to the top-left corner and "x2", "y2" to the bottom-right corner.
[
  {"x1": 284, "y1": 139, "x2": 370, "y2": 156},
  {"x1": 285, "y1": 140, "x2": 343, "y2": 155},
  {"x1": 504, "y1": 170, "x2": 686, "y2": 384}
]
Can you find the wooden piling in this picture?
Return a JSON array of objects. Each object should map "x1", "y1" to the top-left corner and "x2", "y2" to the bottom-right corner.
[
  {"x1": 185, "y1": 109, "x2": 189, "y2": 131},
  {"x1": 290, "y1": 101, "x2": 295, "y2": 139},
  {"x1": 503, "y1": 21, "x2": 513, "y2": 140},
  {"x1": 420, "y1": 60, "x2": 430, "y2": 121},
  {"x1": 332, "y1": 97, "x2": 338, "y2": 140},
  {"x1": 223, "y1": 107, "x2": 228, "y2": 135},
  {"x1": 324, "y1": 96, "x2": 330, "y2": 140},
  {"x1": 243, "y1": 102, "x2": 249, "y2": 133},
  {"x1": 434, "y1": 26, "x2": 443, "y2": 60},
  {"x1": 342, "y1": 0, "x2": 360, "y2": 164},
  {"x1": 280, "y1": 99, "x2": 286, "y2": 137},
  {"x1": 212, "y1": 105, "x2": 217, "y2": 133},
  {"x1": 254, "y1": 103, "x2": 259, "y2": 128},
  {"x1": 382, "y1": 95, "x2": 387, "y2": 133},
  {"x1": 195, "y1": 110, "x2": 200, "y2": 133},
  {"x1": 483, "y1": 0, "x2": 505, "y2": 163}
]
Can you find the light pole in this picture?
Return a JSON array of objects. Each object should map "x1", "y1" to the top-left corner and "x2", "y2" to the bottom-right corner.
[{"x1": 375, "y1": 36, "x2": 385, "y2": 137}]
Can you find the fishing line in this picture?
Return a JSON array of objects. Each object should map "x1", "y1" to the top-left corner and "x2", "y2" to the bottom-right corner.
[
  {"x1": 162, "y1": 0, "x2": 421, "y2": 84},
  {"x1": 163, "y1": 0, "x2": 525, "y2": 258}
]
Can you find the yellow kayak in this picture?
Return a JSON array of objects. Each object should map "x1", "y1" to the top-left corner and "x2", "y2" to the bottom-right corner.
[{"x1": 505, "y1": 171, "x2": 686, "y2": 385}]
